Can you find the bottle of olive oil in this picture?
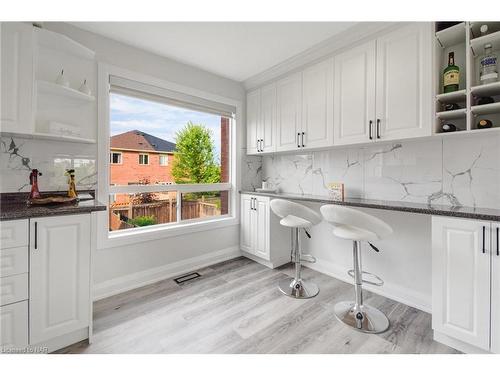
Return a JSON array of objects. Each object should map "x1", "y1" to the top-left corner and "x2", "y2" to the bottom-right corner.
[{"x1": 443, "y1": 52, "x2": 460, "y2": 93}]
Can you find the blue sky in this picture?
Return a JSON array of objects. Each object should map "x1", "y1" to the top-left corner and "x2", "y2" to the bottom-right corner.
[{"x1": 110, "y1": 93, "x2": 222, "y2": 160}]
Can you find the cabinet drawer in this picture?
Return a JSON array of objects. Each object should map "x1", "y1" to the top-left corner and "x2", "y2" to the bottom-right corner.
[
  {"x1": 0, "y1": 300, "x2": 28, "y2": 348},
  {"x1": 0, "y1": 273, "x2": 28, "y2": 306},
  {"x1": 0, "y1": 246, "x2": 28, "y2": 278},
  {"x1": 0, "y1": 220, "x2": 28, "y2": 249}
]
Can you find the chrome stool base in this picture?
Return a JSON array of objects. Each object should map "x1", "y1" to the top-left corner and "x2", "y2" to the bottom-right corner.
[
  {"x1": 278, "y1": 277, "x2": 319, "y2": 299},
  {"x1": 333, "y1": 301, "x2": 389, "y2": 334}
]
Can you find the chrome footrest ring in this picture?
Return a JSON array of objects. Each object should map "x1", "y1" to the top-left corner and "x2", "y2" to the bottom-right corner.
[{"x1": 347, "y1": 270, "x2": 384, "y2": 286}]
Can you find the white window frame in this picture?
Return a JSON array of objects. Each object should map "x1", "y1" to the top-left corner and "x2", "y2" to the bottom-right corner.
[
  {"x1": 109, "y1": 151, "x2": 122, "y2": 164},
  {"x1": 159, "y1": 154, "x2": 168, "y2": 166},
  {"x1": 97, "y1": 64, "x2": 241, "y2": 249},
  {"x1": 138, "y1": 153, "x2": 149, "y2": 165}
]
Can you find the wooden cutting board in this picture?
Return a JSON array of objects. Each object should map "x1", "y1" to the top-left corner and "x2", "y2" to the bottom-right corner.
[{"x1": 28, "y1": 196, "x2": 78, "y2": 205}]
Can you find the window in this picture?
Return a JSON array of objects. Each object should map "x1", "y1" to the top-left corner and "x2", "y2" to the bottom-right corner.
[
  {"x1": 107, "y1": 76, "x2": 234, "y2": 234},
  {"x1": 159, "y1": 154, "x2": 168, "y2": 166},
  {"x1": 139, "y1": 153, "x2": 149, "y2": 165},
  {"x1": 110, "y1": 152, "x2": 122, "y2": 164}
]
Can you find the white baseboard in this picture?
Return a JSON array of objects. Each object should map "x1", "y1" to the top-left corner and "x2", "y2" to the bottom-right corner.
[
  {"x1": 306, "y1": 257, "x2": 431, "y2": 313},
  {"x1": 93, "y1": 246, "x2": 242, "y2": 301},
  {"x1": 433, "y1": 331, "x2": 489, "y2": 354}
]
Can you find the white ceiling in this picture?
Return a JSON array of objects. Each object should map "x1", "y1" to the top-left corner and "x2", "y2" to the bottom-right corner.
[{"x1": 70, "y1": 22, "x2": 356, "y2": 82}]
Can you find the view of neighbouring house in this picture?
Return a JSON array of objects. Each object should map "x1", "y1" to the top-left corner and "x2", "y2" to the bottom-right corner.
[
  {"x1": 108, "y1": 125, "x2": 229, "y2": 231},
  {"x1": 110, "y1": 129, "x2": 176, "y2": 187}
]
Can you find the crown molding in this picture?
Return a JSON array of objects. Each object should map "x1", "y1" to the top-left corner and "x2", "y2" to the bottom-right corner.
[{"x1": 243, "y1": 22, "x2": 403, "y2": 90}]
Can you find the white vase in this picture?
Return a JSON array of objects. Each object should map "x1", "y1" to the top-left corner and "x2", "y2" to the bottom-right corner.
[{"x1": 55, "y1": 69, "x2": 70, "y2": 87}]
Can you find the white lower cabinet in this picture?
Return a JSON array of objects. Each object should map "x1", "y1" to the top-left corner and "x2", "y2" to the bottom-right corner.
[
  {"x1": 0, "y1": 214, "x2": 93, "y2": 353},
  {"x1": 240, "y1": 194, "x2": 289, "y2": 268},
  {"x1": 0, "y1": 301, "x2": 29, "y2": 349},
  {"x1": 29, "y1": 214, "x2": 91, "y2": 346},
  {"x1": 432, "y1": 216, "x2": 496, "y2": 352}
]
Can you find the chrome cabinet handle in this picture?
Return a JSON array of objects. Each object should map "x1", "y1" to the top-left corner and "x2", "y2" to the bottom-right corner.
[
  {"x1": 369, "y1": 120, "x2": 373, "y2": 140},
  {"x1": 260, "y1": 139, "x2": 264, "y2": 152},
  {"x1": 297, "y1": 133, "x2": 301, "y2": 148},
  {"x1": 482, "y1": 226, "x2": 486, "y2": 254},
  {"x1": 376, "y1": 119, "x2": 381, "y2": 139},
  {"x1": 301, "y1": 132, "x2": 305, "y2": 148},
  {"x1": 34, "y1": 221, "x2": 38, "y2": 250}
]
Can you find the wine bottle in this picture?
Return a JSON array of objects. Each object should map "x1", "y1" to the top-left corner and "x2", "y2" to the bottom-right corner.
[{"x1": 443, "y1": 52, "x2": 460, "y2": 93}]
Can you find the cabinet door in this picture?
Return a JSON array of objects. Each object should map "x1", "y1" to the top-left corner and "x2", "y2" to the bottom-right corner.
[
  {"x1": 375, "y1": 23, "x2": 432, "y2": 141},
  {"x1": 276, "y1": 72, "x2": 302, "y2": 152},
  {"x1": 246, "y1": 89, "x2": 260, "y2": 155},
  {"x1": 0, "y1": 22, "x2": 34, "y2": 134},
  {"x1": 302, "y1": 58, "x2": 334, "y2": 149},
  {"x1": 333, "y1": 41, "x2": 376, "y2": 146},
  {"x1": 260, "y1": 83, "x2": 276, "y2": 153},
  {"x1": 254, "y1": 197, "x2": 270, "y2": 260},
  {"x1": 240, "y1": 195, "x2": 254, "y2": 254},
  {"x1": 29, "y1": 214, "x2": 91, "y2": 345},
  {"x1": 492, "y1": 223, "x2": 500, "y2": 354},
  {"x1": 432, "y1": 217, "x2": 491, "y2": 350},
  {"x1": 0, "y1": 301, "x2": 28, "y2": 349}
]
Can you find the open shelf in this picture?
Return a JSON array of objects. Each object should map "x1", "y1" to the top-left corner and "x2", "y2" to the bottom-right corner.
[
  {"x1": 0, "y1": 131, "x2": 96, "y2": 144},
  {"x1": 436, "y1": 108, "x2": 467, "y2": 120},
  {"x1": 37, "y1": 80, "x2": 95, "y2": 102},
  {"x1": 434, "y1": 127, "x2": 500, "y2": 138},
  {"x1": 471, "y1": 82, "x2": 500, "y2": 97},
  {"x1": 470, "y1": 30, "x2": 500, "y2": 56},
  {"x1": 471, "y1": 102, "x2": 500, "y2": 115},
  {"x1": 436, "y1": 89, "x2": 467, "y2": 103},
  {"x1": 436, "y1": 22, "x2": 466, "y2": 48}
]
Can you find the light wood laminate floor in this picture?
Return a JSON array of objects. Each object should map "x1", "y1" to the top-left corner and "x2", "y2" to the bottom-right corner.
[{"x1": 57, "y1": 257, "x2": 459, "y2": 354}]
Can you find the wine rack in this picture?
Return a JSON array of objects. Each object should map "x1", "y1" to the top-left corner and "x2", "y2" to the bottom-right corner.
[{"x1": 434, "y1": 22, "x2": 500, "y2": 135}]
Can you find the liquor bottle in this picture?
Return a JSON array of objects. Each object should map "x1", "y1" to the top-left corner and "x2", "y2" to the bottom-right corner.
[
  {"x1": 441, "y1": 123, "x2": 457, "y2": 132},
  {"x1": 443, "y1": 52, "x2": 460, "y2": 93},
  {"x1": 480, "y1": 44, "x2": 498, "y2": 85}
]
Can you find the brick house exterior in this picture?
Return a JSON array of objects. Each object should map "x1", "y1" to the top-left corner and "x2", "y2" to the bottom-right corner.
[{"x1": 110, "y1": 130, "x2": 176, "y2": 187}]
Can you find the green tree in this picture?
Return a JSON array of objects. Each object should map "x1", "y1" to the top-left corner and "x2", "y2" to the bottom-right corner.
[{"x1": 171, "y1": 122, "x2": 221, "y2": 184}]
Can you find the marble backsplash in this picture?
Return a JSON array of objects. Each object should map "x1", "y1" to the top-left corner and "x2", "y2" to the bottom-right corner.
[
  {"x1": 0, "y1": 136, "x2": 97, "y2": 193},
  {"x1": 243, "y1": 132, "x2": 500, "y2": 210}
]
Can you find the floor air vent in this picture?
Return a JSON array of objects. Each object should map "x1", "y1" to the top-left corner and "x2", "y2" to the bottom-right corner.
[{"x1": 174, "y1": 272, "x2": 201, "y2": 284}]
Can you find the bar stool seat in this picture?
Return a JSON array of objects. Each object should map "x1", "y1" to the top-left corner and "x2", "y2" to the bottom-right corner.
[
  {"x1": 279, "y1": 215, "x2": 313, "y2": 228},
  {"x1": 332, "y1": 225, "x2": 380, "y2": 242},
  {"x1": 270, "y1": 199, "x2": 322, "y2": 299},
  {"x1": 320, "y1": 205, "x2": 393, "y2": 334}
]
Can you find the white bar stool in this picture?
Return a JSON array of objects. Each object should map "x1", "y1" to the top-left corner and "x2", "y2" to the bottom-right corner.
[
  {"x1": 270, "y1": 199, "x2": 322, "y2": 299},
  {"x1": 320, "y1": 205, "x2": 393, "y2": 333}
]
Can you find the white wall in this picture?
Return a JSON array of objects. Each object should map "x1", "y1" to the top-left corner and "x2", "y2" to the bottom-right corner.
[{"x1": 40, "y1": 23, "x2": 246, "y2": 295}]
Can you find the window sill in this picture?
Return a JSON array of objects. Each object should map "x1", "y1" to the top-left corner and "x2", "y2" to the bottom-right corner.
[{"x1": 98, "y1": 214, "x2": 239, "y2": 249}]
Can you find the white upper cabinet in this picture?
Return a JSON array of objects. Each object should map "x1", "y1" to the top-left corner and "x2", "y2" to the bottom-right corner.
[
  {"x1": 333, "y1": 41, "x2": 376, "y2": 145},
  {"x1": 1, "y1": 22, "x2": 34, "y2": 134},
  {"x1": 260, "y1": 83, "x2": 276, "y2": 153},
  {"x1": 375, "y1": 23, "x2": 432, "y2": 140},
  {"x1": 246, "y1": 89, "x2": 260, "y2": 155},
  {"x1": 29, "y1": 214, "x2": 91, "y2": 345},
  {"x1": 302, "y1": 58, "x2": 334, "y2": 149},
  {"x1": 276, "y1": 72, "x2": 302, "y2": 152},
  {"x1": 432, "y1": 217, "x2": 491, "y2": 351}
]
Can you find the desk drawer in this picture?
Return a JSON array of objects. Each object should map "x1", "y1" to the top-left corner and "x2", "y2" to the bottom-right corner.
[
  {"x1": 0, "y1": 246, "x2": 28, "y2": 278},
  {"x1": 0, "y1": 300, "x2": 28, "y2": 348},
  {"x1": 0, "y1": 220, "x2": 29, "y2": 249},
  {"x1": 0, "y1": 273, "x2": 28, "y2": 306}
]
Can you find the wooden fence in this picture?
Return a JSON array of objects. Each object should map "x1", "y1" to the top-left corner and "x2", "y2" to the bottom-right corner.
[{"x1": 109, "y1": 199, "x2": 220, "y2": 231}]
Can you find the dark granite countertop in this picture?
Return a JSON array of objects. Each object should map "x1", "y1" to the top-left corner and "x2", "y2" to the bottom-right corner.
[
  {"x1": 240, "y1": 190, "x2": 500, "y2": 222},
  {"x1": 0, "y1": 191, "x2": 106, "y2": 221}
]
